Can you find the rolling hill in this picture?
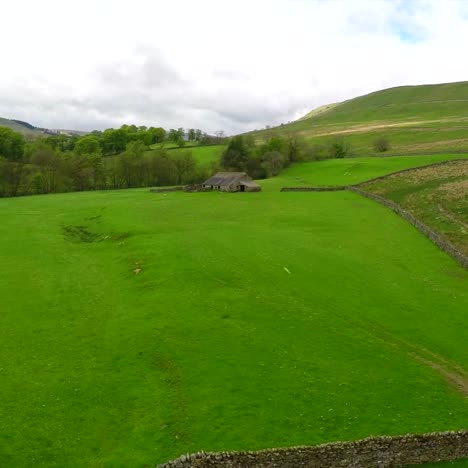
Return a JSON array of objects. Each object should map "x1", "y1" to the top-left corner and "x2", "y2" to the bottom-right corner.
[
  {"x1": 250, "y1": 81, "x2": 468, "y2": 156},
  {"x1": 0, "y1": 117, "x2": 45, "y2": 137},
  {"x1": 0, "y1": 117, "x2": 87, "y2": 138}
]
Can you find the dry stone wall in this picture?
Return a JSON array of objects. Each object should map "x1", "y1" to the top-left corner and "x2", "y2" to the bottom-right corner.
[
  {"x1": 279, "y1": 158, "x2": 468, "y2": 269},
  {"x1": 281, "y1": 186, "x2": 348, "y2": 192},
  {"x1": 150, "y1": 187, "x2": 184, "y2": 193},
  {"x1": 349, "y1": 187, "x2": 468, "y2": 269},
  {"x1": 158, "y1": 430, "x2": 468, "y2": 467},
  {"x1": 280, "y1": 158, "x2": 467, "y2": 192}
]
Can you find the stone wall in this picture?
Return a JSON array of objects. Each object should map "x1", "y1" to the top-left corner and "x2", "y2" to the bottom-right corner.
[
  {"x1": 280, "y1": 158, "x2": 467, "y2": 192},
  {"x1": 150, "y1": 187, "x2": 184, "y2": 193},
  {"x1": 278, "y1": 158, "x2": 468, "y2": 270},
  {"x1": 158, "y1": 430, "x2": 468, "y2": 467},
  {"x1": 281, "y1": 186, "x2": 348, "y2": 192},
  {"x1": 349, "y1": 187, "x2": 468, "y2": 269},
  {"x1": 352, "y1": 158, "x2": 467, "y2": 187}
]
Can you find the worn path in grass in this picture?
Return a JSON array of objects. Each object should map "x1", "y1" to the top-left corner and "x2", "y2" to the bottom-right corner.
[{"x1": 1, "y1": 182, "x2": 467, "y2": 466}]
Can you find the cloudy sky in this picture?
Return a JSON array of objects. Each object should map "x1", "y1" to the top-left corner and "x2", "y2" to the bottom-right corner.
[{"x1": 1, "y1": 0, "x2": 468, "y2": 134}]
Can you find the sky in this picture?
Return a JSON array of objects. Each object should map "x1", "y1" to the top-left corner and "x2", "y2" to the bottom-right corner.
[{"x1": 1, "y1": 0, "x2": 468, "y2": 134}]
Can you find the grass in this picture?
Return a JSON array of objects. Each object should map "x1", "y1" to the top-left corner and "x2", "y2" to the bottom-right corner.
[
  {"x1": 0, "y1": 117, "x2": 42, "y2": 137},
  {"x1": 1, "y1": 154, "x2": 468, "y2": 466},
  {"x1": 362, "y1": 159, "x2": 468, "y2": 255},
  {"x1": 261, "y1": 153, "x2": 468, "y2": 190},
  {"x1": 149, "y1": 141, "x2": 201, "y2": 150},
  {"x1": 411, "y1": 461, "x2": 468, "y2": 467},
  {"x1": 146, "y1": 144, "x2": 225, "y2": 168},
  {"x1": 248, "y1": 81, "x2": 468, "y2": 156},
  {"x1": 168, "y1": 144, "x2": 225, "y2": 167}
]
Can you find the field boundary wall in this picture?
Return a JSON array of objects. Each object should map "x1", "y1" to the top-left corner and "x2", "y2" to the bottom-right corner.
[{"x1": 158, "y1": 430, "x2": 468, "y2": 467}]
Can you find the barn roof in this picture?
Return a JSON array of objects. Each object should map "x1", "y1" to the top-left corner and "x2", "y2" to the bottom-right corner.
[
  {"x1": 203, "y1": 172, "x2": 248, "y2": 186},
  {"x1": 240, "y1": 180, "x2": 260, "y2": 188}
]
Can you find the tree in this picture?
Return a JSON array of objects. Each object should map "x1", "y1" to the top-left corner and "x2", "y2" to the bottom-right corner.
[
  {"x1": 173, "y1": 151, "x2": 196, "y2": 184},
  {"x1": 374, "y1": 136, "x2": 390, "y2": 152},
  {"x1": 118, "y1": 141, "x2": 146, "y2": 187},
  {"x1": 221, "y1": 136, "x2": 249, "y2": 171},
  {"x1": 329, "y1": 138, "x2": 350, "y2": 159},
  {"x1": 261, "y1": 151, "x2": 286, "y2": 177},
  {"x1": 100, "y1": 128, "x2": 128, "y2": 155},
  {"x1": 187, "y1": 129, "x2": 196, "y2": 141},
  {"x1": 168, "y1": 129, "x2": 179, "y2": 142},
  {"x1": 0, "y1": 127, "x2": 25, "y2": 161},
  {"x1": 147, "y1": 127, "x2": 166, "y2": 144},
  {"x1": 215, "y1": 130, "x2": 226, "y2": 143},
  {"x1": 168, "y1": 128, "x2": 185, "y2": 147},
  {"x1": 151, "y1": 151, "x2": 177, "y2": 186},
  {"x1": 286, "y1": 134, "x2": 305, "y2": 162},
  {"x1": 30, "y1": 141, "x2": 61, "y2": 193},
  {"x1": 74, "y1": 135, "x2": 102, "y2": 156}
]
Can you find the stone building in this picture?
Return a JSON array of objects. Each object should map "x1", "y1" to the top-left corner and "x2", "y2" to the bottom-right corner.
[{"x1": 202, "y1": 172, "x2": 261, "y2": 192}]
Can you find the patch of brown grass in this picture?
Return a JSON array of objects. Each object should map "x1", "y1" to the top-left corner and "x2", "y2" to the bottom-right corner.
[{"x1": 438, "y1": 179, "x2": 468, "y2": 201}]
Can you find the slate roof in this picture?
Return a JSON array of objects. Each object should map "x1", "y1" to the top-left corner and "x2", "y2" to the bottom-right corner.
[
  {"x1": 203, "y1": 172, "x2": 248, "y2": 186},
  {"x1": 240, "y1": 180, "x2": 260, "y2": 188}
]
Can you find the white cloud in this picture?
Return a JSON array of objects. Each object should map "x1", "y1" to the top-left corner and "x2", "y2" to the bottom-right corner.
[{"x1": 1, "y1": 0, "x2": 468, "y2": 134}]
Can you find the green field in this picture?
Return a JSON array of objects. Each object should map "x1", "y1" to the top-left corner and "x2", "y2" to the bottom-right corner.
[
  {"x1": 249, "y1": 81, "x2": 468, "y2": 156},
  {"x1": 362, "y1": 159, "x2": 468, "y2": 255},
  {"x1": 146, "y1": 144, "x2": 225, "y2": 168},
  {"x1": 1, "y1": 155, "x2": 467, "y2": 466},
  {"x1": 168, "y1": 144, "x2": 225, "y2": 167},
  {"x1": 261, "y1": 153, "x2": 468, "y2": 190}
]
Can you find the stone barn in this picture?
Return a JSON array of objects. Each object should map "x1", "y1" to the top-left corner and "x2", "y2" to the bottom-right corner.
[{"x1": 202, "y1": 172, "x2": 261, "y2": 192}]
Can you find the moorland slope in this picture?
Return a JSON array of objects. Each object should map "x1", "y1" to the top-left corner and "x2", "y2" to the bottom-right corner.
[{"x1": 250, "y1": 81, "x2": 468, "y2": 156}]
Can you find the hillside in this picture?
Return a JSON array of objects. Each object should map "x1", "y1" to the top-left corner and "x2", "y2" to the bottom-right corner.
[
  {"x1": 362, "y1": 159, "x2": 468, "y2": 256},
  {"x1": 0, "y1": 117, "x2": 87, "y2": 138},
  {"x1": 251, "y1": 81, "x2": 468, "y2": 156},
  {"x1": 0, "y1": 117, "x2": 44, "y2": 137}
]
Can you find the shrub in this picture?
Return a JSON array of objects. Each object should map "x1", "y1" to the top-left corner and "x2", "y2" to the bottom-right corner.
[
  {"x1": 329, "y1": 138, "x2": 350, "y2": 158},
  {"x1": 374, "y1": 137, "x2": 390, "y2": 152}
]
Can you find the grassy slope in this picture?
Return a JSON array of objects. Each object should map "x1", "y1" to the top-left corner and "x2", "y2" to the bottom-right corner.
[
  {"x1": 250, "y1": 81, "x2": 468, "y2": 156},
  {"x1": 261, "y1": 153, "x2": 468, "y2": 190},
  {"x1": 1, "y1": 155, "x2": 468, "y2": 466},
  {"x1": 362, "y1": 159, "x2": 468, "y2": 255},
  {"x1": 146, "y1": 144, "x2": 225, "y2": 168},
  {"x1": 168, "y1": 144, "x2": 224, "y2": 167},
  {"x1": 412, "y1": 461, "x2": 468, "y2": 467},
  {"x1": 0, "y1": 117, "x2": 42, "y2": 137}
]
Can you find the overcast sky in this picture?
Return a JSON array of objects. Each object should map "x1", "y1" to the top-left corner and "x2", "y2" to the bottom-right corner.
[{"x1": 1, "y1": 0, "x2": 468, "y2": 134}]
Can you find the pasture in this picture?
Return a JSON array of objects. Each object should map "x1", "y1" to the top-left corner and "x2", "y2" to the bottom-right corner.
[
  {"x1": 261, "y1": 153, "x2": 468, "y2": 190},
  {"x1": 168, "y1": 144, "x2": 225, "y2": 167},
  {"x1": 362, "y1": 159, "x2": 468, "y2": 255},
  {"x1": 0, "y1": 155, "x2": 467, "y2": 466}
]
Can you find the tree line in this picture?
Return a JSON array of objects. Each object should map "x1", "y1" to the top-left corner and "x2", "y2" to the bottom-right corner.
[
  {"x1": 221, "y1": 134, "x2": 307, "y2": 178},
  {"x1": 0, "y1": 125, "x2": 219, "y2": 197},
  {"x1": 0, "y1": 122, "x2": 390, "y2": 197}
]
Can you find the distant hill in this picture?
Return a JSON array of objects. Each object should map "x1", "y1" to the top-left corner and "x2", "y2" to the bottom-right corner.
[
  {"x1": 0, "y1": 117, "x2": 44, "y2": 137},
  {"x1": 0, "y1": 117, "x2": 87, "y2": 138},
  {"x1": 250, "y1": 81, "x2": 468, "y2": 156}
]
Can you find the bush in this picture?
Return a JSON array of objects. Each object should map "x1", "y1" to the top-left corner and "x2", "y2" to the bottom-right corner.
[
  {"x1": 329, "y1": 138, "x2": 350, "y2": 159},
  {"x1": 374, "y1": 137, "x2": 390, "y2": 152}
]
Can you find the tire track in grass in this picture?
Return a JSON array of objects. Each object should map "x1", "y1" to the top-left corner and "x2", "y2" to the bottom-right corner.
[
  {"x1": 335, "y1": 313, "x2": 468, "y2": 397},
  {"x1": 153, "y1": 352, "x2": 191, "y2": 443}
]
